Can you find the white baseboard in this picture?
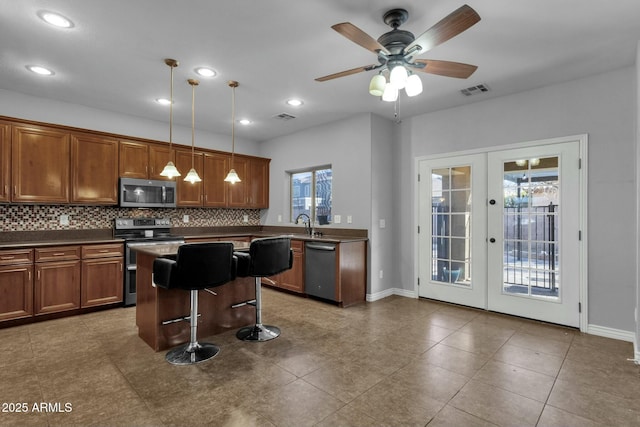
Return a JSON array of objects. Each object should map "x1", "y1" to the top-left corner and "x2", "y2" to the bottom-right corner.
[{"x1": 366, "y1": 290, "x2": 639, "y2": 362}]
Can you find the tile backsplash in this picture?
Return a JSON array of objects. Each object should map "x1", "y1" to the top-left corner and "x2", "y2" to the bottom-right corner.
[{"x1": 0, "y1": 205, "x2": 260, "y2": 232}]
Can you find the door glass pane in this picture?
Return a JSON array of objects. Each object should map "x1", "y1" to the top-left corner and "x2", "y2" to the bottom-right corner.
[
  {"x1": 431, "y1": 166, "x2": 472, "y2": 287},
  {"x1": 502, "y1": 157, "x2": 559, "y2": 299}
]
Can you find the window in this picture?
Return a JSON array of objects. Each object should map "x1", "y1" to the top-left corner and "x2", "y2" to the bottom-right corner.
[{"x1": 290, "y1": 167, "x2": 332, "y2": 224}]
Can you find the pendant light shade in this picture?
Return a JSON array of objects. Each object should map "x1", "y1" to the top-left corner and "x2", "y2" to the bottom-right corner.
[
  {"x1": 224, "y1": 80, "x2": 241, "y2": 184},
  {"x1": 184, "y1": 78, "x2": 202, "y2": 184},
  {"x1": 160, "y1": 58, "x2": 181, "y2": 178}
]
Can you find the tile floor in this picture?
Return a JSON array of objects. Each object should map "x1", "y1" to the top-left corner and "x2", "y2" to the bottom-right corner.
[{"x1": 1, "y1": 289, "x2": 639, "y2": 426}]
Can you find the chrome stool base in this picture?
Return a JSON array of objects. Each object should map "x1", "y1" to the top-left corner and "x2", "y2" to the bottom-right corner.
[
  {"x1": 165, "y1": 342, "x2": 220, "y2": 365},
  {"x1": 236, "y1": 324, "x2": 281, "y2": 342}
]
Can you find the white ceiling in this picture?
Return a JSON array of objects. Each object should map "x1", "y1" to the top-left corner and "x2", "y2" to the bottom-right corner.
[{"x1": 1, "y1": 1, "x2": 639, "y2": 142}]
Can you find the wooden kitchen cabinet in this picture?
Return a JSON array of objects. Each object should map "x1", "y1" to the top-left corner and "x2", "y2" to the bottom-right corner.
[
  {"x1": 11, "y1": 124, "x2": 70, "y2": 203},
  {"x1": 81, "y1": 243, "x2": 124, "y2": 307},
  {"x1": 34, "y1": 246, "x2": 81, "y2": 315},
  {"x1": 119, "y1": 140, "x2": 149, "y2": 178},
  {"x1": 203, "y1": 152, "x2": 229, "y2": 207},
  {"x1": 149, "y1": 144, "x2": 175, "y2": 180},
  {"x1": 228, "y1": 156, "x2": 270, "y2": 208},
  {"x1": 0, "y1": 249, "x2": 34, "y2": 321},
  {"x1": 269, "y1": 239, "x2": 304, "y2": 293},
  {"x1": 71, "y1": 132, "x2": 119, "y2": 204},
  {"x1": 175, "y1": 149, "x2": 204, "y2": 206},
  {"x1": 0, "y1": 121, "x2": 10, "y2": 202}
]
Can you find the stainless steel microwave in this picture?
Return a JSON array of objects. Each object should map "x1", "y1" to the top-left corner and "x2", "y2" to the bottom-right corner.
[{"x1": 119, "y1": 178, "x2": 177, "y2": 208}]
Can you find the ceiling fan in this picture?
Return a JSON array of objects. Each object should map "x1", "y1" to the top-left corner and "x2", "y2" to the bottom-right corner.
[{"x1": 315, "y1": 4, "x2": 481, "y2": 99}]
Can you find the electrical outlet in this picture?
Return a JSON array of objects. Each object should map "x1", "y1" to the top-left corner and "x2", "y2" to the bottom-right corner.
[
  {"x1": 379, "y1": 270, "x2": 384, "y2": 279},
  {"x1": 334, "y1": 215, "x2": 341, "y2": 224},
  {"x1": 183, "y1": 215, "x2": 189, "y2": 223},
  {"x1": 379, "y1": 219, "x2": 386, "y2": 228},
  {"x1": 243, "y1": 215, "x2": 249, "y2": 223},
  {"x1": 277, "y1": 214, "x2": 282, "y2": 223},
  {"x1": 59, "y1": 214, "x2": 69, "y2": 226},
  {"x1": 347, "y1": 215, "x2": 352, "y2": 224}
]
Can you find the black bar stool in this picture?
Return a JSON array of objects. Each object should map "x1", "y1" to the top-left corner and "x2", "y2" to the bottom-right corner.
[
  {"x1": 153, "y1": 242, "x2": 236, "y2": 365},
  {"x1": 233, "y1": 237, "x2": 293, "y2": 341}
]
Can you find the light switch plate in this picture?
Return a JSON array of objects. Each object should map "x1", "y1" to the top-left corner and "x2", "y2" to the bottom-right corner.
[
  {"x1": 334, "y1": 215, "x2": 341, "y2": 224},
  {"x1": 347, "y1": 215, "x2": 352, "y2": 224},
  {"x1": 59, "y1": 214, "x2": 69, "y2": 226},
  {"x1": 183, "y1": 215, "x2": 189, "y2": 223},
  {"x1": 243, "y1": 215, "x2": 249, "y2": 223},
  {"x1": 379, "y1": 219, "x2": 386, "y2": 228}
]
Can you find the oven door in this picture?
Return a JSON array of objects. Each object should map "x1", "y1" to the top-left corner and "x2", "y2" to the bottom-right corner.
[{"x1": 124, "y1": 239, "x2": 183, "y2": 306}]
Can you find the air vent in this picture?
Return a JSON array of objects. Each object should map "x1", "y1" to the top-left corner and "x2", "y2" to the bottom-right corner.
[
  {"x1": 273, "y1": 112, "x2": 296, "y2": 121},
  {"x1": 460, "y1": 84, "x2": 490, "y2": 97}
]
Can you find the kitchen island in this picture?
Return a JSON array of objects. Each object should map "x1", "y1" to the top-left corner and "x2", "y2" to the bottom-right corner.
[{"x1": 133, "y1": 241, "x2": 255, "y2": 351}]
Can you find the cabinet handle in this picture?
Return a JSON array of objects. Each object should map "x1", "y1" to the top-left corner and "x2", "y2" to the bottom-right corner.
[
  {"x1": 99, "y1": 249, "x2": 109, "y2": 253},
  {"x1": 3, "y1": 185, "x2": 7, "y2": 196},
  {"x1": 28, "y1": 271, "x2": 31, "y2": 281},
  {"x1": 0, "y1": 256, "x2": 15, "y2": 260},
  {"x1": 37, "y1": 270, "x2": 40, "y2": 280},
  {"x1": 52, "y1": 252, "x2": 66, "y2": 256},
  {"x1": 120, "y1": 262, "x2": 123, "y2": 272},
  {"x1": 14, "y1": 185, "x2": 17, "y2": 196}
]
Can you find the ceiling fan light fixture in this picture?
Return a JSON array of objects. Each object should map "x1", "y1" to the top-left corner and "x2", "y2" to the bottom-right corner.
[
  {"x1": 369, "y1": 74, "x2": 386, "y2": 97},
  {"x1": 389, "y1": 65, "x2": 408, "y2": 89},
  {"x1": 405, "y1": 73, "x2": 423, "y2": 97},
  {"x1": 382, "y1": 83, "x2": 398, "y2": 102}
]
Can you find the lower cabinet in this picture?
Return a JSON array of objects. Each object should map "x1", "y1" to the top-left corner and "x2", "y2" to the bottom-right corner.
[
  {"x1": 0, "y1": 249, "x2": 34, "y2": 321},
  {"x1": 268, "y1": 240, "x2": 304, "y2": 293},
  {"x1": 81, "y1": 244, "x2": 124, "y2": 307},
  {"x1": 0, "y1": 243, "x2": 124, "y2": 324},
  {"x1": 34, "y1": 246, "x2": 81, "y2": 315}
]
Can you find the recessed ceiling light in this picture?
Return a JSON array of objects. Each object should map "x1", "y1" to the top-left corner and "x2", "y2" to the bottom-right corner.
[
  {"x1": 286, "y1": 98, "x2": 303, "y2": 107},
  {"x1": 155, "y1": 98, "x2": 172, "y2": 105},
  {"x1": 194, "y1": 67, "x2": 216, "y2": 77},
  {"x1": 38, "y1": 10, "x2": 74, "y2": 28},
  {"x1": 26, "y1": 65, "x2": 55, "y2": 76},
  {"x1": 238, "y1": 119, "x2": 252, "y2": 125}
]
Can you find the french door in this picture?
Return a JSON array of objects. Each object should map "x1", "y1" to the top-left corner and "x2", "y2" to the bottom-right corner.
[{"x1": 418, "y1": 139, "x2": 583, "y2": 327}]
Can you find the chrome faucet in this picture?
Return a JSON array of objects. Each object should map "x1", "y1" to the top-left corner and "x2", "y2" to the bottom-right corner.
[{"x1": 295, "y1": 213, "x2": 313, "y2": 235}]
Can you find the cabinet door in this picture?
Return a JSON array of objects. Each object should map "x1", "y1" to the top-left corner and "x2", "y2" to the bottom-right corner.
[
  {"x1": 175, "y1": 149, "x2": 203, "y2": 206},
  {"x1": 248, "y1": 158, "x2": 269, "y2": 208},
  {"x1": 34, "y1": 260, "x2": 81, "y2": 315},
  {"x1": 227, "y1": 156, "x2": 249, "y2": 208},
  {"x1": 149, "y1": 144, "x2": 175, "y2": 180},
  {"x1": 81, "y1": 257, "x2": 123, "y2": 307},
  {"x1": 0, "y1": 121, "x2": 10, "y2": 202},
  {"x1": 274, "y1": 240, "x2": 304, "y2": 293},
  {"x1": 12, "y1": 125, "x2": 70, "y2": 203},
  {"x1": 71, "y1": 133, "x2": 119, "y2": 204},
  {"x1": 119, "y1": 140, "x2": 149, "y2": 178},
  {"x1": 0, "y1": 264, "x2": 33, "y2": 321},
  {"x1": 203, "y1": 153, "x2": 229, "y2": 207}
]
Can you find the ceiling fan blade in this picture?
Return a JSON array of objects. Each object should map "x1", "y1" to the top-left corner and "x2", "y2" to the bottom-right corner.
[
  {"x1": 406, "y1": 4, "x2": 480, "y2": 55},
  {"x1": 332, "y1": 22, "x2": 389, "y2": 55},
  {"x1": 413, "y1": 59, "x2": 478, "y2": 79},
  {"x1": 315, "y1": 65, "x2": 377, "y2": 82}
]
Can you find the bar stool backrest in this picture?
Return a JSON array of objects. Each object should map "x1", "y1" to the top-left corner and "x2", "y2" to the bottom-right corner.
[
  {"x1": 172, "y1": 242, "x2": 235, "y2": 290},
  {"x1": 248, "y1": 237, "x2": 293, "y2": 277}
]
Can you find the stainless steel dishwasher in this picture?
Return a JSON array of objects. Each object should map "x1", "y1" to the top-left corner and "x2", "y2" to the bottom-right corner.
[{"x1": 305, "y1": 242, "x2": 336, "y2": 301}]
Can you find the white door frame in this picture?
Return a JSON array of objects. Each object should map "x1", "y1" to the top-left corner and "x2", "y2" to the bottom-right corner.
[{"x1": 414, "y1": 134, "x2": 588, "y2": 332}]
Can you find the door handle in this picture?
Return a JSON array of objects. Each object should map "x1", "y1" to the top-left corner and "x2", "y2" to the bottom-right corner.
[{"x1": 489, "y1": 238, "x2": 496, "y2": 243}]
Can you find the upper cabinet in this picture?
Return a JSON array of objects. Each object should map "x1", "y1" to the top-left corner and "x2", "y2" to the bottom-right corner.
[
  {"x1": 203, "y1": 153, "x2": 229, "y2": 207},
  {"x1": 228, "y1": 156, "x2": 270, "y2": 208},
  {"x1": 0, "y1": 121, "x2": 10, "y2": 202},
  {"x1": 12, "y1": 124, "x2": 70, "y2": 204},
  {"x1": 119, "y1": 140, "x2": 149, "y2": 179},
  {"x1": 175, "y1": 148, "x2": 204, "y2": 207},
  {"x1": 71, "y1": 133, "x2": 119, "y2": 204}
]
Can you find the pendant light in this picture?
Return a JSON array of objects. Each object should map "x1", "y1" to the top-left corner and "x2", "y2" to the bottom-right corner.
[
  {"x1": 184, "y1": 78, "x2": 202, "y2": 183},
  {"x1": 160, "y1": 58, "x2": 181, "y2": 178},
  {"x1": 224, "y1": 80, "x2": 241, "y2": 184}
]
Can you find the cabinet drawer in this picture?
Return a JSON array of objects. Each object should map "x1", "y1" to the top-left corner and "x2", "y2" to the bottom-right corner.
[
  {"x1": 35, "y1": 246, "x2": 81, "y2": 262},
  {"x1": 0, "y1": 248, "x2": 34, "y2": 266},
  {"x1": 82, "y1": 243, "x2": 124, "y2": 259}
]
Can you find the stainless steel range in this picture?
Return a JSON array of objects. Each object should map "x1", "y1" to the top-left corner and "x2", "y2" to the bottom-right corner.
[{"x1": 114, "y1": 218, "x2": 184, "y2": 306}]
